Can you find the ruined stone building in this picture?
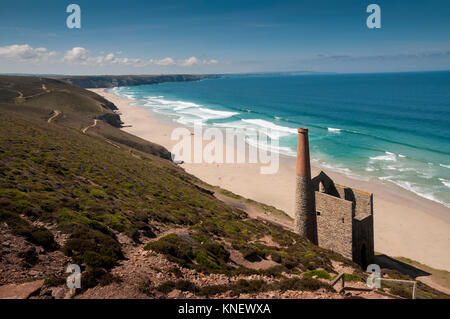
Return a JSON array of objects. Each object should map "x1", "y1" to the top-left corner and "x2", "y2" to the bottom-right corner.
[{"x1": 294, "y1": 128, "x2": 374, "y2": 268}]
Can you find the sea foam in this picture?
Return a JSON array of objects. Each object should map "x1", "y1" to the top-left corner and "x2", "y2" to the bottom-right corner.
[
  {"x1": 327, "y1": 127, "x2": 342, "y2": 133},
  {"x1": 370, "y1": 151, "x2": 397, "y2": 162}
]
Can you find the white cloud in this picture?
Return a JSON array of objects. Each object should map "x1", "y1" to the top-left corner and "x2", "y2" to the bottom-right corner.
[
  {"x1": 180, "y1": 56, "x2": 220, "y2": 66},
  {"x1": 0, "y1": 44, "x2": 219, "y2": 68},
  {"x1": 63, "y1": 47, "x2": 89, "y2": 63},
  {"x1": 181, "y1": 56, "x2": 200, "y2": 66},
  {"x1": 0, "y1": 44, "x2": 57, "y2": 63},
  {"x1": 154, "y1": 57, "x2": 175, "y2": 66},
  {"x1": 204, "y1": 59, "x2": 219, "y2": 65}
]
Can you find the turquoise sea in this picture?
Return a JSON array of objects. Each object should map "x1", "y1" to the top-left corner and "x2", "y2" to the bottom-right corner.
[{"x1": 112, "y1": 71, "x2": 450, "y2": 208}]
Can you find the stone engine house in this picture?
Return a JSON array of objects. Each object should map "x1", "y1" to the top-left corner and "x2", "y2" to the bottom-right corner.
[{"x1": 294, "y1": 128, "x2": 374, "y2": 268}]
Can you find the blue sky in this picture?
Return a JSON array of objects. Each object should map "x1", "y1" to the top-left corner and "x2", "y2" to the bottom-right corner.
[{"x1": 1, "y1": 0, "x2": 450, "y2": 74}]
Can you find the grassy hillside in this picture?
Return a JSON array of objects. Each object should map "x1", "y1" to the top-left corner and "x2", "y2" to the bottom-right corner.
[
  {"x1": 52, "y1": 74, "x2": 218, "y2": 88},
  {"x1": 0, "y1": 76, "x2": 447, "y2": 299}
]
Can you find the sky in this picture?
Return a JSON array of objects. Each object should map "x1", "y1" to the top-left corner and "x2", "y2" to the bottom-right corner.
[{"x1": 1, "y1": 0, "x2": 450, "y2": 75}]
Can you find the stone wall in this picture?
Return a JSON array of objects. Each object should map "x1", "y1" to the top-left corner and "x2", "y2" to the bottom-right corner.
[
  {"x1": 294, "y1": 175, "x2": 317, "y2": 243},
  {"x1": 308, "y1": 170, "x2": 374, "y2": 267},
  {"x1": 315, "y1": 192, "x2": 353, "y2": 260},
  {"x1": 352, "y1": 192, "x2": 374, "y2": 268}
]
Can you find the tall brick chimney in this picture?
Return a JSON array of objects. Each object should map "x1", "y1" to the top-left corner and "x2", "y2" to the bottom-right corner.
[{"x1": 294, "y1": 128, "x2": 317, "y2": 243}]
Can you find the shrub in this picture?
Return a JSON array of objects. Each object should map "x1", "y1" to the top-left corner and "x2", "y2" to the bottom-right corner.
[
  {"x1": 44, "y1": 276, "x2": 66, "y2": 287},
  {"x1": 241, "y1": 247, "x2": 262, "y2": 262},
  {"x1": 229, "y1": 279, "x2": 268, "y2": 296},
  {"x1": 29, "y1": 227, "x2": 58, "y2": 251},
  {"x1": 18, "y1": 247, "x2": 39, "y2": 266},
  {"x1": 146, "y1": 234, "x2": 231, "y2": 274},
  {"x1": 390, "y1": 285, "x2": 412, "y2": 299},
  {"x1": 204, "y1": 242, "x2": 229, "y2": 262},
  {"x1": 195, "y1": 251, "x2": 220, "y2": 270},
  {"x1": 0, "y1": 211, "x2": 58, "y2": 251},
  {"x1": 299, "y1": 277, "x2": 329, "y2": 291},
  {"x1": 343, "y1": 273, "x2": 362, "y2": 282},
  {"x1": 62, "y1": 224, "x2": 123, "y2": 270},
  {"x1": 156, "y1": 281, "x2": 176, "y2": 294},
  {"x1": 281, "y1": 256, "x2": 299, "y2": 269},
  {"x1": 168, "y1": 267, "x2": 183, "y2": 278},
  {"x1": 89, "y1": 189, "x2": 107, "y2": 199},
  {"x1": 272, "y1": 277, "x2": 330, "y2": 292},
  {"x1": 145, "y1": 234, "x2": 194, "y2": 266},
  {"x1": 303, "y1": 270, "x2": 331, "y2": 280},
  {"x1": 270, "y1": 252, "x2": 282, "y2": 263},
  {"x1": 274, "y1": 278, "x2": 303, "y2": 291}
]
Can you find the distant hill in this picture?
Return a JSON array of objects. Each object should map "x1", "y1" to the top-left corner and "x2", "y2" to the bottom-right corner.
[
  {"x1": 0, "y1": 76, "x2": 446, "y2": 299},
  {"x1": 51, "y1": 74, "x2": 218, "y2": 88}
]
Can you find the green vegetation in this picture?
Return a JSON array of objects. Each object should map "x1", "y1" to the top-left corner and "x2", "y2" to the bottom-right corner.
[
  {"x1": 0, "y1": 211, "x2": 57, "y2": 251},
  {"x1": 44, "y1": 276, "x2": 66, "y2": 287},
  {"x1": 210, "y1": 186, "x2": 293, "y2": 223},
  {"x1": 303, "y1": 270, "x2": 332, "y2": 280},
  {"x1": 343, "y1": 273, "x2": 362, "y2": 282},
  {"x1": 0, "y1": 76, "x2": 447, "y2": 299},
  {"x1": 380, "y1": 269, "x2": 449, "y2": 299},
  {"x1": 52, "y1": 74, "x2": 217, "y2": 89},
  {"x1": 155, "y1": 277, "x2": 331, "y2": 297},
  {"x1": 395, "y1": 256, "x2": 450, "y2": 292}
]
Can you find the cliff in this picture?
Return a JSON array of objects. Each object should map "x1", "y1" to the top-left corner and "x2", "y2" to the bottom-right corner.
[{"x1": 51, "y1": 74, "x2": 218, "y2": 88}]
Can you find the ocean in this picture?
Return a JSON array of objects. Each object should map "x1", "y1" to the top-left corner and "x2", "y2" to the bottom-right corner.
[{"x1": 112, "y1": 71, "x2": 450, "y2": 208}]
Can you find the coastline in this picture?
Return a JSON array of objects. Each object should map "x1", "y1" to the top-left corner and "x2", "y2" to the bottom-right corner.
[{"x1": 90, "y1": 88, "x2": 450, "y2": 272}]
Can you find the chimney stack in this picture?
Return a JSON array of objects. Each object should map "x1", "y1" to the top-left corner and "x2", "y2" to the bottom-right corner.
[{"x1": 294, "y1": 128, "x2": 317, "y2": 243}]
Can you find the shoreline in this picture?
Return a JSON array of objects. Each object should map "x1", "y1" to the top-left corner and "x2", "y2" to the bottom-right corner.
[{"x1": 90, "y1": 88, "x2": 450, "y2": 272}]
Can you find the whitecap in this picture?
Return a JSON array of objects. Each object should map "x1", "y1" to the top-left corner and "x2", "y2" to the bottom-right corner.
[
  {"x1": 198, "y1": 108, "x2": 238, "y2": 118},
  {"x1": 379, "y1": 175, "x2": 395, "y2": 181},
  {"x1": 241, "y1": 119, "x2": 297, "y2": 135},
  {"x1": 327, "y1": 127, "x2": 342, "y2": 133},
  {"x1": 370, "y1": 151, "x2": 397, "y2": 162},
  {"x1": 440, "y1": 163, "x2": 450, "y2": 169},
  {"x1": 439, "y1": 178, "x2": 450, "y2": 188}
]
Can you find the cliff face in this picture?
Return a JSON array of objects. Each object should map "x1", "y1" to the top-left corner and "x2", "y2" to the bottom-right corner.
[{"x1": 52, "y1": 74, "x2": 218, "y2": 88}]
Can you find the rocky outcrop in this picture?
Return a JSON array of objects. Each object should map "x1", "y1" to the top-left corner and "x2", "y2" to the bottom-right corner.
[{"x1": 0, "y1": 280, "x2": 44, "y2": 299}]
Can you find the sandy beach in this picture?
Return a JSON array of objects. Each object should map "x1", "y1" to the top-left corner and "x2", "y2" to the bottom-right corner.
[{"x1": 91, "y1": 88, "x2": 450, "y2": 272}]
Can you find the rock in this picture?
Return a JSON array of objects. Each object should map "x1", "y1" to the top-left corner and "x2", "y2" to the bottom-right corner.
[
  {"x1": 0, "y1": 280, "x2": 44, "y2": 299},
  {"x1": 51, "y1": 287, "x2": 66, "y2": 299},
  {"x1": 116, "y1": 233, "x2": 133, "y2": 245},
  {"x1": 64, "y1": 288, "x2": 77, "y2": 299},
  {"x1": 168, "y1": 289, "x2": 185, "y2": 299}
]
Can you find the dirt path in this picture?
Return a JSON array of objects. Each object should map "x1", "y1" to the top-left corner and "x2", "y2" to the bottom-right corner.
[
  {"x1": 105, "y1": 139, "x2": 121, "y2": 149},
  {"x1": 47, "y1": 110, "x2": 61, "y2": 123},
  {"x1": 82, "y1": 119, "x2": 98, "y2": 134}
]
